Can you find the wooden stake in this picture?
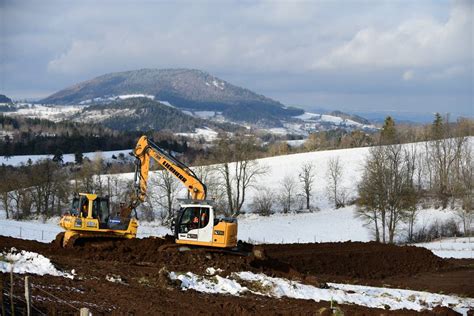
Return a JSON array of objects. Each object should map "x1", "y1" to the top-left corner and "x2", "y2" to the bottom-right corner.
[
  {"x1": 80, "y1": 307, "x2": 90, "y2": 316},
  {"x1": 0, "y1": 273, "x2": 5, "y2": 316},
  {"x1": 24, "y1": 276, "x2": 30, "y2": 316},
  {"x1": 9, "y1": 268, "x2": 14, "y2": 316}
]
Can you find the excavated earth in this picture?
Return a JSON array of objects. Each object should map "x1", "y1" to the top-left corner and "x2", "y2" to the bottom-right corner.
[{"x1": 1, "y1": 235, "x2": 473, "y2": 315}]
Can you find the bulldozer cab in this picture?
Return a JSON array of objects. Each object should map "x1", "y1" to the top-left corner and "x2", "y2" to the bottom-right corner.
[{"x1": 71, "y1": 194, "x2": 111, "y2": 225}]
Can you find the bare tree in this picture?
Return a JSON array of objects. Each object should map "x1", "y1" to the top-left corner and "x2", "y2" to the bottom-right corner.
[
  {"x1": 357, "y1": 144, "x2": 418, "y2": 243},
  {"x1": 428, "y1": 115, "x2": 467, "y2": 208},
  {"x1": 251, "y1": 189, "x2": 274, "y2": 216},
  {"x1": 214, "y1": 135, "x2": 267, "y2": 215},
  {"x1": 0, "y1": 170, "x2": 13, "y2": 219},
  {"x1": 195, "y1": 165, "x2": 228, "y2": 215},
  {"x1": 454, "y1": 141, "x2": 473, "y2": 236},
  {"x1": 298, "y1": 162, "x2": 316, "y2": 210},
  {"x1": 151, "y1": 169, "x2": 181, "y2": 223},
  {"x1": 326, "y1": 157, "x2": 346, "y2": 209},
  {"x1": 279, "y1": 175, "x2": 297, "y2": 213}
]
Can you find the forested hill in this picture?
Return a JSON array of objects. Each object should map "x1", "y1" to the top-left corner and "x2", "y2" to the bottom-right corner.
[
  {"x1": 0, "y1": 94, "x2": 12, "y2": 103},
  {"x1": 40, "y1": 68, "x2": 303, "y2": 123}
]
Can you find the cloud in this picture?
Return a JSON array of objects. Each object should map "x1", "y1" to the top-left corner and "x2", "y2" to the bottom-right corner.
[
  {"x1": 2, "y1": 0, "x2": 472, "y2": 113},
  {"x1": 402, "y1": 70, "x2": 415, "y2": 81},
  {"x1": 313, "y1": 1, "x2": 472, "y2": 71}
]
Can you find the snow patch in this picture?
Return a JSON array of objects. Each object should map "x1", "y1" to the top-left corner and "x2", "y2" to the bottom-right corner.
[
  {"x1": 171, "y1": 271, "x2": 474, "y2": 315},
  {"x1": 1, "y1": 248, "x2": 73, "y2": 278},
  {"x1": 206, "y1": 267, "x2": 223, "y2": 275},
  {"x1": 158, "y1": 100, "x2": 174, "y2": 107},
  {"x1": 170, "y1": 272, "x2": 244, "y2": 295}
]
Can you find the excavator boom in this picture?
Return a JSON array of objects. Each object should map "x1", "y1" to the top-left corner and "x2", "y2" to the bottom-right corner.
[{"x1": 128, "y1": 136, "x2": 206, "y2": 211}]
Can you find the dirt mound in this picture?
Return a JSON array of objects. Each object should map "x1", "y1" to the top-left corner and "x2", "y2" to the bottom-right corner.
[
  {"x1": 1, "y1": 235, "x2": 472, "y2": 315},
  {"x1": 262, "y1": 241, "x2": 449, "y2": 279}
]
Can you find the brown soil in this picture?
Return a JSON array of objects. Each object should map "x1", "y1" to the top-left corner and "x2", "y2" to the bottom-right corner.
[{"x1": 1, "y1": 235, "x2": 472, "y2": 315}]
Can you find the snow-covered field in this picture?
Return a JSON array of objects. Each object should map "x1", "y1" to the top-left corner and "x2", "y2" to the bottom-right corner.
[
  {"x1": 414, "y1": 237, "x2": 474, "y2": 259},
  {"x1": 2, "y1": 104, "x2": 84, "y2": 122},
  {"x1": 171, "y1": 270, "x2": 474, "y2": 315},
  {"x1": 293, "y1": 111, "x2": 376, "y2": 131},
  {"x1": 176, "y1": 127, "x2": 219, "y2": 141},
  {"x1": 0, "y1": 149, "x2": 132, "y2": 166},
  {"x1": 0, "y1": 140, "x2": 472, "y2": 258}
]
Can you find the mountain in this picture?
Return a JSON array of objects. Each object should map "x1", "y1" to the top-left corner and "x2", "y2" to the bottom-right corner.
[
  {"x1": 41, "y1": 68, "x2": 303, "y2": 123},
  {"x1": 0, "y1": 94, "x2": 12, "y2": 104},
  {"x1": 72, "y1": 97, "x2": 238, "y2": 133}
]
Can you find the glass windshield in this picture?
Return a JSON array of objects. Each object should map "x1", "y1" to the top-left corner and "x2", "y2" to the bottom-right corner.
[
  {"x1": 91, "y1": 198, "x2": 110, "y2": 223},
  {"x1": 178, "y1": 207, "x2": 210, "y2": 233},
  {"x1": 71, "y1": 198, "x2": 80, "y2": 216},
  {"x1": 100, "y1": 199, "x2": 109, "y2": 222},
  {"x1": 80, "y1": 197, "x2": 88, "y2": 217}
]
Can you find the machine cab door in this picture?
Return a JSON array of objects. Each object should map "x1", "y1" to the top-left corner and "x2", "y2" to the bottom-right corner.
[{"x1": 176, "y1": 205, "x2": 213, "y2": 244}]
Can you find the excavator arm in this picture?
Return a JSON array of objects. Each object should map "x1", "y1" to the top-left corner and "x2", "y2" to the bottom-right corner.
[{"x1": 121, "y1": 136, "x2": 207, "y2": 217}]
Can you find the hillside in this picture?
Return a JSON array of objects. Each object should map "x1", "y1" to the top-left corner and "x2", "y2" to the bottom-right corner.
[
  {"x1": 41, "y1": 68, "x2": 303, "y2": 123},
  {"x1": 72, "y1": 97, "x2": 218, "y2": 132},
  {"x1": 329, "y1": 110, "x2": 371, "y2": 125},
  {"x1": 0, "y1": 94, "x2": 12, "y2": 104}
]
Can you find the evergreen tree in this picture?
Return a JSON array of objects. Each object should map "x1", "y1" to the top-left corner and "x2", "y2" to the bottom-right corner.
[
  {"x1": 74, "y1": 152, "x2": 84, "y2": 164},
  {"x1": 432, "y1": 113, "x2": 444, "y2": 140},
  {"x1": 380, "y1": 116, "x2": 397, "y2": 144},
  {"x1": 52, "y1": 149, "x2": 64, "y2": 164}
]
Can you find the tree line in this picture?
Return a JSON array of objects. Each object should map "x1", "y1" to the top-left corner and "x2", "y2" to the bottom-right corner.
[
  {"x1": 357, "y1": 114, "x2": 472, "y2": 243},
  {"x1": 0, "y1": 115, "x2": 191, "y2": 156}
]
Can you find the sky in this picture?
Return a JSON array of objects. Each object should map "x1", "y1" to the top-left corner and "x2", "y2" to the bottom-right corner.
[{"x1": 1, "y1": 0, "x2": 473, "y2": 117}]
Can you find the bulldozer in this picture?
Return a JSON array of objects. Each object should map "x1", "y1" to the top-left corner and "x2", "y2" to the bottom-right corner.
[
  {"x1": 56, "y1": 135, "x2": 238, "y2": 249},
  {"x1": 56, "y1": 193, "x2": 138, "y2": 247}
]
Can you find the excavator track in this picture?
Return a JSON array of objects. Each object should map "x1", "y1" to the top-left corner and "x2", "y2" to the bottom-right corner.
[{"x1": 157, "y1": 242, "x2": 265, "y2": 259}]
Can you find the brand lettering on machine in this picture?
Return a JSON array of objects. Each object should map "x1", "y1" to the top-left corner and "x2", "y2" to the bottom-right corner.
[{"x1": 163, "y1": 161, "x2": 187, "y2": 183}]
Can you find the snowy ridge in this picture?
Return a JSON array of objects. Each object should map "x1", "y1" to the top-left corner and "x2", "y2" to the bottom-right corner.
[
  {"x1": 170, "y1": 271, "x2": 474, "y2": 315},
  {"x1": 79, "y1": 94, "x2": 155, "y2": 104}
]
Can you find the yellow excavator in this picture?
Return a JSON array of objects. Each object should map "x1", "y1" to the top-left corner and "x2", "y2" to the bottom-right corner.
[{"x1": 56, "y1": 135, "x2": 238, "y2": 249}]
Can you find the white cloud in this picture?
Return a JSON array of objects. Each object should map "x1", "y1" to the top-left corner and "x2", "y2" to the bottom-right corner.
[
  {"x1": 313, "y1": 1, "x2": 472, "y2": 72},
  {"x1": 402, "y1": 70, "x2": 415, "y2": 81}
]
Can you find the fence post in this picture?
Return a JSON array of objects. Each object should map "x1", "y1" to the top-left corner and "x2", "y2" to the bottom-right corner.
[
  {"x1": 9, "y1": 268, "x2": 14, "y2": 316},
  {"x1": 24, "y1": 276, "x2": 30, "y2": 316},
  {"x1": 0, "y1": 273, "x2": 5, "y2": 316},
  {"x1": 80, "y1": 307, "x2": 90, "y2": 316},
  {"x1": 41, "y1": 231, "x2": 44, "y2": 241},
  {"x1": 19, "y1": 227, "x2": 22, "y2": 238}
]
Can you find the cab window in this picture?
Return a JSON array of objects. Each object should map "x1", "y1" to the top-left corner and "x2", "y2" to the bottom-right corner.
[
  {"x1": 178, "y1": 207, "x2": 200, "y2": 233},
  {"x1": 199, "y1": 208, "x2": 209, "y2": 228},
  {"x1": 71, "y1": 198, "x2": 80, "y2": 216},
  {"x1": 79, "y1": 197, "x2": 88, "y2": 217}
]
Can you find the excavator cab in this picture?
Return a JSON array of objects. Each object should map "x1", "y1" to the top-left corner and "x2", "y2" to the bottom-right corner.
[
  {"x1": 174, "y1": 201, "x2": 237, "y2": 248},
  {"x1": 57, "y1": 193, "x2": 138, "y2": 247}
]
